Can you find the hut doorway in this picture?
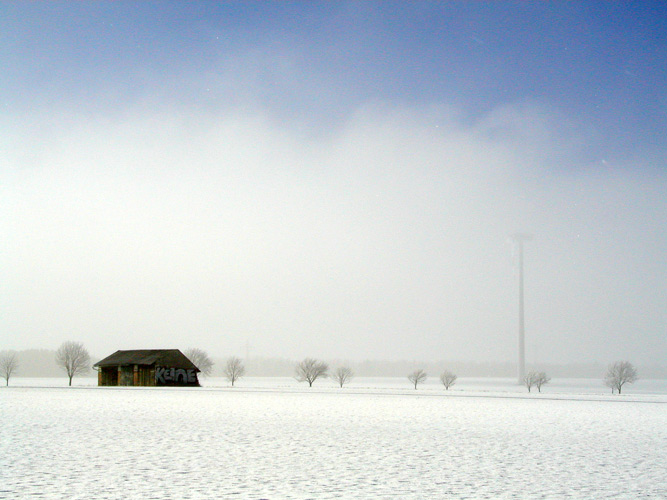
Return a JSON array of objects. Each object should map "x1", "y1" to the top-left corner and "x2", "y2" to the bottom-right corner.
[{"x1": 100, "y1": 367, "x2": 118, "y2": 386}]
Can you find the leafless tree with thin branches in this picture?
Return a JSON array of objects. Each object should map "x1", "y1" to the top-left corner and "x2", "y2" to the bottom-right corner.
[
  {"x1": 534, "y1": 372, "x2": 551, "y2": 392},
  {"x1": 332, "y1": 366, "x2": 354, "y2": 388},
  {"x1": 408, "y1": 369, "x2": 427, "y2": 389},
  {"x1": 223, "y1": 356, "x2": 245, "y2": 387},
  {"x1": 523, "y1": 371, "x2": 537, "y2": 392},
  {"x1": 439, "y1": 370, "x2": 457, "y2": 390},
  {"x1": 295, "y1": 358, "x2": 329, "y2": 387},
  {"x1": 55, "y1": 341, "x2": 90, "y2": 386},
  {"x1": 184, "y1": 348, "x2": 214, "y2": 377},
  {"x1": 1, "y1": 351, "x2": 19, "y2": 386},
  {"x1": 604, "y1": 361, "x2": 638, "y2": 394}
]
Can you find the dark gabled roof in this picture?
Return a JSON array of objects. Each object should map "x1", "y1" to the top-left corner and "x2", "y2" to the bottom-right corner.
[{"x1": 93, "y1": 349, "x2": 200, "y2": 372}]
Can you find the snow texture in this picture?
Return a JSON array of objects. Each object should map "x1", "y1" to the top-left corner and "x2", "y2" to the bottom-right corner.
[{"x1": 1, "y1": 380, "x2": 665, "y2": 499}]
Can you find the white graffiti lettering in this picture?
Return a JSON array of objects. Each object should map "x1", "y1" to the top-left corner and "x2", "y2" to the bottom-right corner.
[
  {"x1": 155, "y1": 367, "x2": 197, "y2": 385},
  {"x1": 175, "y1": 369, "x2": 187, "y2": 383}
]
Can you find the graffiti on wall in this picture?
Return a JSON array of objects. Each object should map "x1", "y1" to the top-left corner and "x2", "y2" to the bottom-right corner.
[{"x1": 155, "y1": 367, "x2": 197, "y2": 384}]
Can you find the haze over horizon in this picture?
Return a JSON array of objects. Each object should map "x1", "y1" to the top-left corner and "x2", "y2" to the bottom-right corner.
[{"x1": 2, "y1": 2, "x2": 666, "y2": 367}]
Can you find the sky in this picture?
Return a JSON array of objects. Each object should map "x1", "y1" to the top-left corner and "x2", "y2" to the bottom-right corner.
[{"x1": 2, "y1": 1, "x2": 666, "y2": 366}]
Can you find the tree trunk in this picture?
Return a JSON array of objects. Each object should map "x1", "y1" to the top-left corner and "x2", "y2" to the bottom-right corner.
[{"x1": 68, "y1": 375, "x2": 73, "y2": 386}]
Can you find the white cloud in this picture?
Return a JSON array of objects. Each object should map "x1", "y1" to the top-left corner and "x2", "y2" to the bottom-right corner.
[{"x1": 2, "y1": 99, "x2": 665, "y2": 364}]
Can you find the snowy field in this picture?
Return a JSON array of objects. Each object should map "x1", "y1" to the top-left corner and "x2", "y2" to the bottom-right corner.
[{"x1": 2, "y1": 379, "x2": 666, "y2": 499}]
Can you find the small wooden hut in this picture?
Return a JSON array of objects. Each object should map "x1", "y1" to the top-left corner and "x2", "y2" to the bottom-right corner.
[{"x1": 94, "y1": 349, "x2": 200, "y2": 387}]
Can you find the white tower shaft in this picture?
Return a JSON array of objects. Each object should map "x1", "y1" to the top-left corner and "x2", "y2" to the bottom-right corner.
[
  {"x1": 510, "y1": 233, "x2": 532, "y2": 385},
  {"x1": 518, "y1": 239, "x2": 525, "y2": 384}
]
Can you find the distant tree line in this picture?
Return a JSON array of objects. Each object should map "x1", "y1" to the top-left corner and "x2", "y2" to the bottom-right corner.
[{"x1": 0, "y1": 344, "x2": 643, "y2": 395}]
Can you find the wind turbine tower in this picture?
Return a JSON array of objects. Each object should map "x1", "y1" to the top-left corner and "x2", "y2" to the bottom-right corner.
[{"x1": 510, "y1": 233, "x2": 533, "y2": 384}]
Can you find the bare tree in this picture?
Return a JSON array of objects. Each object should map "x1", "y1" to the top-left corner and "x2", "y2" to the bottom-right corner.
[
  {"x1": 439, "y1": 370, "x2": 457, "y2": 390},
  {"x1": 408, "y1": 369, "x2": 427, "y2": 389},
  {"x1": 223, "y1": 356, "x2": 245, "y2": 387},
  {"x1": 295, "y1": 358, "x2": 329, "y2": 387},
  {"x1": 523, "y1": 371, "x2": 537, "y2": 392},
  {"x1": 55, "y1": 341, "x2": 91, "y2": 386},
  {"x1": 184, "y1": 348, "x2": 214, "y2": 377},
  {"x1": 534, "y1": 371, "x2": 551, "y2": 392},
  {"x1": 332, "y1": 366, "x2": 354, "y2": 388},
  {"x1": 1, "y1": 351, "x2": 19, "y2": 386},
  {"x1": 604, "y1": 361, "x2": 638, "y2": 394}
]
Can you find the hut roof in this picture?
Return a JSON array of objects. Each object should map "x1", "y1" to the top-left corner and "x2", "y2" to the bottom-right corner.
[{"x1": 94, "y1": 349, "x2": 200, "y2": 372}]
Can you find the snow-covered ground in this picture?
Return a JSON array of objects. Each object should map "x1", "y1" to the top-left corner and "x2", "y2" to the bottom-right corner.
[{"x1": 2, "y1": 379, "x2": 665, "y2": 499}]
